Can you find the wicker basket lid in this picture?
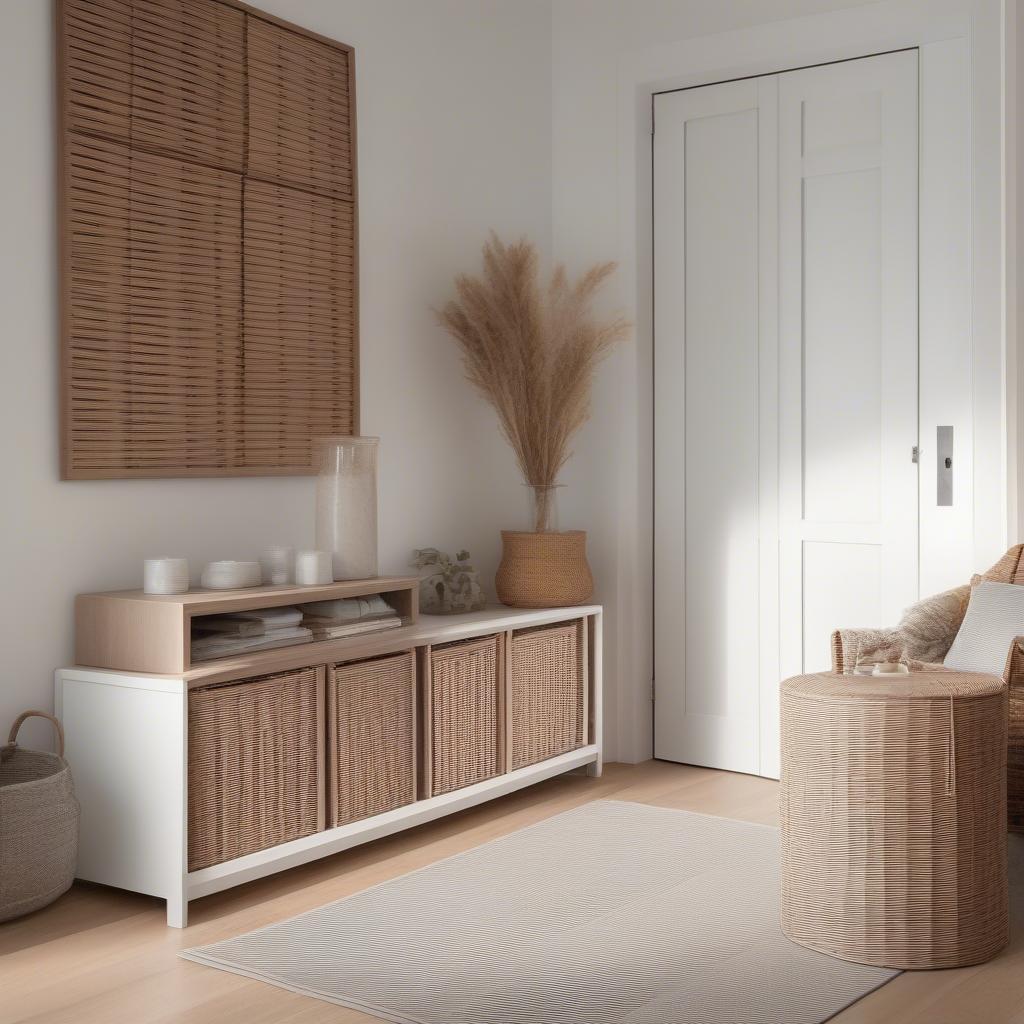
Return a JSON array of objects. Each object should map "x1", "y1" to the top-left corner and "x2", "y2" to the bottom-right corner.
[{"x1": 783, "y1": 671, "x2": 1005, "y2": 701}]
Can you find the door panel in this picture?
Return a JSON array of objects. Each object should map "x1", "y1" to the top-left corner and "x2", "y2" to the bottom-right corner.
[
  {"x1": 653, "y1": 78, "x2": 777, "y2": 774},
  {"x1": 802, "y1": 169, "x2": 883, "y2": 525},
  {"x1": 778, "y1": 50, "x2": 919, "y2": 681},
  {"x1": 802, "y1": 541, "x2": 882, "y2": 671}
]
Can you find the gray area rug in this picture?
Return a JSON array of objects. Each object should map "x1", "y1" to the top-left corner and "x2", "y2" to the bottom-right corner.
[{"x1": 182, "y1": 800, "x2": 897, "y2": 1023}]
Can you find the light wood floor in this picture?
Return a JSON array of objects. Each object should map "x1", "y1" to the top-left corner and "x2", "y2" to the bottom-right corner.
[{"x1": 3, "y1": 759, "x2": 1023, "y2": 1024}]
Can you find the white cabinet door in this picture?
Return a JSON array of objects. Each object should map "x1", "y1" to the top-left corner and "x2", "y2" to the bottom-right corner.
[
  {"x1": 778, "y1": 50, "x2": 919, "y2": 705},
  {"x1": 653, "y1": 49, "x2": 918, "y2": 779},
  {"x1": 653, "y1": 77, "x2": 778, "y2": 775}
]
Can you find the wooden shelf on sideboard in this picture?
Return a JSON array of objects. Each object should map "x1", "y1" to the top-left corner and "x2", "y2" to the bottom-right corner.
[
  {"x1": 56, "y1": 603, "x2": 603, "y2": 927},
  {"x1": 74, "y1": 576, "x2": 420, "y2": 675}
]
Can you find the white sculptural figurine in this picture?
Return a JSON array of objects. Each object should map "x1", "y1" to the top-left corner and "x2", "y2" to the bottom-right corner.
[{"x1": 412, "y1": 548, "x2": 487, "y2": 614}]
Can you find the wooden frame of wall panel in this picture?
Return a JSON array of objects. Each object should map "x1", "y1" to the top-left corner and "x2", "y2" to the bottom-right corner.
[{"x1": 57, "y1": 0, "x2": 360, "y2": 479}]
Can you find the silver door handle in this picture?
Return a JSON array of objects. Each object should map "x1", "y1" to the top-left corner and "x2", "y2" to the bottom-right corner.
[{"x1": 937, "y1": 426, "x2": 953, "y2": 506}]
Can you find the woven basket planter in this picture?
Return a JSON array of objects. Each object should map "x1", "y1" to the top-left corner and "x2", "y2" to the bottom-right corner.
[
  {"x1": 0, "y1": 711, "x2": 79, "y2": 923},
  {"x1": 427, "y1": 634, "x2": 503, "y2": 796},
  {"x1": 188, "y1": 667, "x2": 324, "y2": 871},
  {"x1": 781, "y1": 671, "x2": 1008, "y2": 970},
  {"x1": 495, "y1": 530, "x2": 593, "y2": 609},
  {"x1": 328, "y1": 652, "x2": 417, "y2": 827},
  {"x1": 509, "y1": 621, "x2": 587, "y2": 771}
]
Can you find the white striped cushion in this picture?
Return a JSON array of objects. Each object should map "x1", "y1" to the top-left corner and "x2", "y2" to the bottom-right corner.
[{"x1": 943, "y1": 580, "x2": 1024, "y2": 677}]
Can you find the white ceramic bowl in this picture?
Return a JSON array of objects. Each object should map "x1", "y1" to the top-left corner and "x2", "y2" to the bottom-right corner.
[{"x1": 200, "y1": 560, "x2": 262, "y2": 590}]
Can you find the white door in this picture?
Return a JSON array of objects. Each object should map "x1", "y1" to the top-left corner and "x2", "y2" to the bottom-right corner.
[{"x1": 653, "y1": 50, "x2": 919, "y2": 778}]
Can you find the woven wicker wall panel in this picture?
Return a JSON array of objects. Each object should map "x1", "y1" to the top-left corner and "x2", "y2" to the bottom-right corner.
[
  {"x1": 63, "y1": 0, "x2": 246, "y2": 171},
  {"x1": 60, "y1": 0, "x2": 358, "y2": 478},
  {"x1": 66, "y1": 136, "x2": 243, "y2": 476},
  {"x1": 63, "y1": 0, "x2": 132, "y2": 142},
  {"x1": 247, "y1": 17, "x2": 354, "y2": 199},
  {"x1": 242, "y1": 180, "x2": 356, "y2": 469}
]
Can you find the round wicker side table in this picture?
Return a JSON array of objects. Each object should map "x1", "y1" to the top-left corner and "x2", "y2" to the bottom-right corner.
[{"x1": 780, "y1": 671, "x2": 1008, "y2": 970}]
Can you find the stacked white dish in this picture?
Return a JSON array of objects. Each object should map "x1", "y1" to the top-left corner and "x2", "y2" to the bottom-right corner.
[
  {"x1": 143, "y1": 558, "x2": 190, "y2": 596},
  {"x1": 200, "y1": 561, "x2": 262, "y2": 590}
]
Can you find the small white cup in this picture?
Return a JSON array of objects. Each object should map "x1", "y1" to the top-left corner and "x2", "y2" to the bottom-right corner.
[
  {"x1": 873, "y1": 662, "x2": 909, "y2": 676},
  {"x1": 295, "y1": 550, "x2": 332, "y2": 586},
  {"x1": 143, "y1": 557, "x2": 189, "y2": 595},
  {"x1": 261, "y1": 545, "x2": 295, "y2": 586}
]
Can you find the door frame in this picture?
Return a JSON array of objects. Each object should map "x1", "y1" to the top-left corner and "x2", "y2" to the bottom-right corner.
[{"x1": 603, "y1": 0, "x2": 1005, "y2": 767}]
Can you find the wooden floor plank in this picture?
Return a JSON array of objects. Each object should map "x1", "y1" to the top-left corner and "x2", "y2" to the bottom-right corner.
[{"x1": 0, "y1": 760, "x2": 1018, "y2": 1024}]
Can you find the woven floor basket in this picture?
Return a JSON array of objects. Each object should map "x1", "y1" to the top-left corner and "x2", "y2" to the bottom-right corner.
[
  {"x1": 509, "y1": 621, "x2": 586, "y2": 771},
  {"x1": 781, "y1": 672, "x2": 1008, "y2": 970},
  {"x1": 0, "y1": 711, "x2": 79, "y2": 922},
  {"x1": 495, "y1": 531, "x2": 593, "y2": 608},
  {"x1": 328, "y1": 652, "x2": 417, "y2": 827},
  {"x1": 188, "y1": 667, "x2": 324, "y2": 871},
  {"x1": 429, "y1": 634, "x2": 502, "y2": 796}
]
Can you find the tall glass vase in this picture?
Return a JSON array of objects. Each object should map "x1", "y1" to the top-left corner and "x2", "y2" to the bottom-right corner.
[
  {"x1": 527, "y1": 484, "x2": 561, "y2": 533},
  {"x1": 314, "y1": 436, "x2": 379, "y2": 580}
]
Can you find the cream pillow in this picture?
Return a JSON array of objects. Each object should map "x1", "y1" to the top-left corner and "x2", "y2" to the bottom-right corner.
[
  {"x1": 943, "y1": 580, "x2": 1024, "y2": 677},
  {"x1": 898, "y1": 584, "x2": 970, "y2": 663}
]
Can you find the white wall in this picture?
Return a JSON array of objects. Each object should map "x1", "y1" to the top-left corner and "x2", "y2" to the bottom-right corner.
[
  {"x1": 0, "y1": 0, "x2": 551, "y2": 749},
  {"x1": 552, "y1": 0, "x2": 1007, "y2": 763},
  {"x1": 0, "y1": 0, "x2": 1009, "y2": 765}
]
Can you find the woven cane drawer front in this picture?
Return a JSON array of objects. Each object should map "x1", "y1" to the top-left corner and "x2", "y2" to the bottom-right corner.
[
  {"x1": 429, "y1": 634, "x2": 502, "y2": 796},
  {"x1": 188, "y1": 666, "x2": 324, "y2": 871},
  {"x1": 509, "y1": 621, "x2": 587, "y2": 771},
  {"x1": 328, "y1": 652, "x2": 417, "y2": 827}
]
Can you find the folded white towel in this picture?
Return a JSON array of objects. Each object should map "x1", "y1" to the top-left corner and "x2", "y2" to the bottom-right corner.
[
  {"x1": 191, "y1": 616, "x2": 264, "y2": 638},
  {"x1": 191, "y1": 625, "x2": 311, "y2": 661},
  {"x1": 299, "y1": 595, "x2": 392, "y2": 621},
  {"x1": 221, "y1": 606, "x2": 303, "y2": 629},
  {"x1": 307, "y1": 618, "x2": 404, "y2": 641}
]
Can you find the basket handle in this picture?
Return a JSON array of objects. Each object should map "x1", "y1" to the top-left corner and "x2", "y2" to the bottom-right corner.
[{"x1": 7, "y1": 710, "x2": 65, "y2": 758}]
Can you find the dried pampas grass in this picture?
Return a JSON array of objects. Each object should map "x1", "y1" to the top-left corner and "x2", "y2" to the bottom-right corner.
[{"x1": 438, "y1": 233, "x2": 628, "y2": 532}]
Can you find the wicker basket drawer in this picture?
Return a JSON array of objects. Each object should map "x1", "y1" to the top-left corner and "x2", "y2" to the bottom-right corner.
[
  {"x1": 188, "y1": 666, "x2": 324, "y2": 871},
  {"x1": 328, "y1": 651, "x2": 417, "y2": 827},
  {"x1": 428, "y1": 634, "x2": 503, "y2": 796},
  {"x1": 509, "y1": 620, "x2": 587, "y2": 771}
]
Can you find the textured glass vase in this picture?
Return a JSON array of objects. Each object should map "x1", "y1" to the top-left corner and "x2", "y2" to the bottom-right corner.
[
  {"x1": 315, "y1": 436, "x2": 379, "y2": 580},
  {"x1": 527, "y1": 484, "x2": 561, "y2": 533}
]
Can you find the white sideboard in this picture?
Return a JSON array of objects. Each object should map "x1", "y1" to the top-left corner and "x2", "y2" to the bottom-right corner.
[{"x1": 57, "y1": 601, "x2": 602, "y2": 927}]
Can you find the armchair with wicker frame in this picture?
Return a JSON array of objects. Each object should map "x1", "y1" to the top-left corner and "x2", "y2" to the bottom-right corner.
[{"x1": 830, "y1": 543, "x2": 1024, "y2": 831}]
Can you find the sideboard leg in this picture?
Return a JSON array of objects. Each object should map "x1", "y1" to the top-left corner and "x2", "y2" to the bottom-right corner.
[{"x1": 167, "y1": 887, "x2": 188, "y2": 929}]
